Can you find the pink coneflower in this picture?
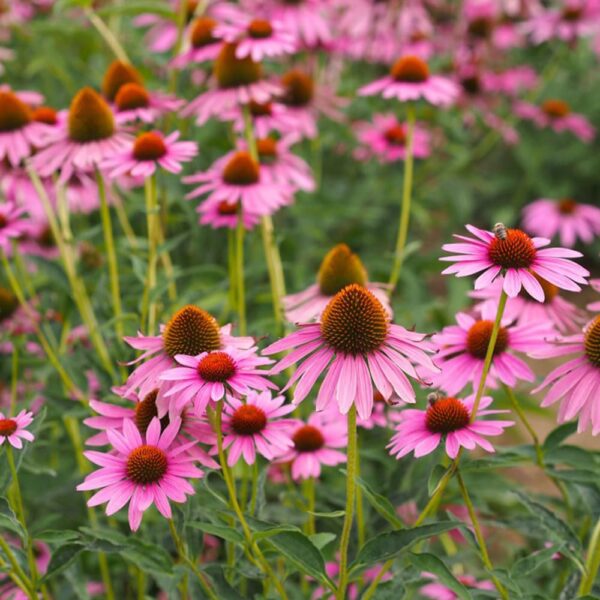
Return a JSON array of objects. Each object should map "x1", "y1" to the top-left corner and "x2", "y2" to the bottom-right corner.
[
  {"x1": 183, "y1": 42, "x2": 281, "y2": 125},
  {"x1": 198, "y1": 198, "x2": 262, "y2": 230},
  {"x1": 0, "y1": 201, "x2": 28, "y2": 251},
  {"x1": 388, "y1": 394, "x2": 514, "y2": 459},
  {"x1": 123, "y1": 304, "x2": 253, "y2": 401},
  {"x1": 112, "y1": 83, "x2": 183, "y2": 124},
  {"x1": 276, "y1": 411, "x2": 347, "y2": 481},
  {"x1": 221, "y1": 100, "x2": 295, "y2": 138},
  {"x1": 217, "y1": 391, "x2": 295, "y2": 466},
  {"x1": 171, "y1": 16, "x2": 224, "y2": 67},
  {"x1": 0, "y1": 90, "x2": 54, "y2": 166},
  {"x1": 359, "y1": 55, "x2": 459, "y2": 106},
  {"x1": 77, "y1": 418, "x2": 204, "y2": 531},
  {"x1": 523, "y1": 197, "x2": 600, "y2": 247},
  {"x1": 589, "y1": 279, "x2": 600, "y2": 312},
  {"x1": 470, "y1": 277, "x2": 586, "y2": 334},
  {"x1": 441, "y1": 223, "x2": 589, "y2": 301},
  {"x1": 283, "y1": 244, "x2": 392, "y2": 324},
  {"x1": 514, "y1": 99, "x2": 595, "y2": 143},
  {"x1": 432, "y1": 312, "x2": 550, "y2": 395},
  {"x1": 313, "y1": 561, "x2": 392, "y2": 599},
  {"x1": 0, "y1": 286, "x2": 39, "y2": 341},
  {"x1": 32, "y1": 87, "x2": 131, "y2": 182},
  {"x1": 357, "y1": 391, "x2": 391, "y2": 430},
  {"x1": 185, "y1": 150, "x2": 292, "y2": 218},
  {"x1": 533, "y1": 315, "x2": 600, "y2": 435},
  {"x1": 353, "y1": 113, "x2": 431, "y2": 163},
  {"x1": 159, "y1": 347, "x2": 275, "y2": 416},
  {"x1": 19, "y1": 219, "x2": 59, "y2": 260},
  {"x1": 0, "y1": 410, "x2": 34, "y2": 449},
  {"x1": 482, "y1": 66, "x2": 538, "y2": 96},
  {"x1": 420, "y1": 572, "x2": 495, "y2": 599},
  {"x1": 264, "y1": 284, "x2": 438, "y2": 419},
  {"x1": 102, "y1": 131, "x2": 198, "y2": 179},
  {"x1": 214, "y1": 10, "x2": 296, "y2": 61}
]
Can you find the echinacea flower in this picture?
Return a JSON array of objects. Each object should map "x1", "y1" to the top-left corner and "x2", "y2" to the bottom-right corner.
[
  {"x1": 283, "y1": 244, "x2": 392, "y2": 323},
  {"x1": 159, "y1": 347, "x2": 276, "y2": 416},
  {"x1": 359, "y1": 55, "x2": 459, "y2": 106},
  {"x1": 432, "y1": 312, "x2": 550, "y2": 395},
  {"x1": 101, "y1": 60, "x2": 144, "y2": 103},
  {"x1": 441, "y1": 223, "x2": 589, "y2": 301},
  {"x1": 0, "y1": 201, "x2": 28, "y2": 251},
  {"x1": 387, "y1": 393, "x2": 514, "y2": 459},
  {"x1": 102, "y1": 131, "x2": 198, "y2": 178},
  {"x1": 313, "y1": 560, "x2": 392, "y2": 599},
  {"x1": 217, "y1": 391, "x2": 295, "y2": 466},
  {"x1": 420, "y1": 572, "x2": 495, "y2": 599},
  {"x1": 221, "y1": 100, "x2": 295, "y2": 138},
  {"x1": 276, "y1": 411, "x2": 347, "y2": 481},
  {"x1": 514, "y1": 99, "x2": 595, "y2": 143},
  {"x1": 77, "y1": 418, "x2": 204, "y2": 531},
  {"x1": 172, "y1": 16, "x2": 223, "y2": 67},
  {"x1": 0, "y1": 410, "x2": 34, "y2": 449},
  {"x1": 264, "y1": 284, "x2": 439, "y2": 419},
  {"x1": 112, "y1": 83, "x2": 184, "y2": 124},
  {"x1": 357, "y1": 391, "x2": 391, "y2": 430},
  {"x1": 0, "y1": 286, "x2": 39, "y2": 341},
  {"x1": 523, "y1": 197, "x2": 600, "y2": 247},
  {"x1": 533, "y1": 316, "x2": 600, "y2": 435},
  {"x1": 198, "y1": 198, "x2": 262, "y2": 230},
  {"x1": 32, "y1": 87, "x2": 131, "y2": 182},
  {"x1": 353, "y1": 113, "x2": 431, "y2": 163}
]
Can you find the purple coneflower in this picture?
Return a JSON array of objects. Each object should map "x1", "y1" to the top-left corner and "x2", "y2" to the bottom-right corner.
[{"x1": 0, "y1": 410, "x2": 34, "y2": 449}]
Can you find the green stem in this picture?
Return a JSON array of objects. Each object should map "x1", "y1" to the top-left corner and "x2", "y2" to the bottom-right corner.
[
  {"x1": 10, "y1": 343, "x2": 18, "y2": 416},
  {"x1": 84, "y1": 7, "x2": 130, "y2": 63},
  {"x1": 336, "y1": 406, "x2": 357, "y2": 600},
  {"x1": 456, "y1": 471, "x2": 509, "y2": 600},
  {"x1": 249, "y1": 461, "x2": 259, "y2": 516},
  {"x1": 355, "y1": 438, "x2": 365, "y2": 549},
  {"x1": 388, "y1": 103, "x2": 416, "y2": 295},
  {"x1": 579, "y1": 518, "x2": 600, "y2": 595},
  {"x1": 235, "y1": 208, "x2": 247, "y2": 335},
  {"x1": 303, "y1": 477, "x2": 316, "y2": 536},
  {"x1": 0, "y1": 534, "x2": 35, "y2": 599},
  {"x1": 141, "y1": 174, "x2": 159, "y2": 334},
  {"x1": 227, "y1": 228, "x2": 237, "y2": 317}
]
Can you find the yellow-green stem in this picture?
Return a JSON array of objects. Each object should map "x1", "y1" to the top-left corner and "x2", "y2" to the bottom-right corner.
[
  {"x1": 356, "y1": 438, "x2": 365, "y2": 549},
  {"x1": 0, "y1": 534, "x2": 35, "y2": 599},
  {"x1": 235, "y1": 209, "x2": 247, "y2": 335},
  {"x1": 84, "y1": 7, "x2": 130, "y2": 62},
  {"x1": 579, "y1": 518, "x2": 600, "y2": 595},
  {"x1": 142, "y1": 174, "x2": 159, "y2": 334},
  {"x1": 304, "y1": 477, "x2": 316, "y2": 536},
  {"x1": 10, "y1": 344, "x2": 18, "y2": 416}
]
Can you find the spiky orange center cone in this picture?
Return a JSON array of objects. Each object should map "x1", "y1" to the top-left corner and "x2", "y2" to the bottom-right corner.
[
  {"x1": 466, "y1": 320, "x2": 509, "y2": 359},
  {"x1": 214, "y1": 43, "x2": 262, "y2": 89},
  {"x1": 257, "y1": 137, "x2": 277, "y2": 163},
  {"x1": 558, "y1": 198, "x2": 577, "y2": 214},
  {"x1": 197, "y1": 351, "x2": 236, "y2": 382},
  {"x1": 488, "y1": 228, "x2": 536, "y2": 269},
  {"x1": 0, "y1": 91, "x2": 32, "y2": 132},
  {"x1": 541, "y1": 99, "x2": 571, "y2": 119},
  {"x1": 132, "y1": 132, "x2": 167, "y2": 161},
  {"x1": 32, "y1": 106, "x2": 58, "y2": 125},
  {"x1": 162, "y1": 305, "x2": 222, "y2": 358},
  {"x1": 0, "y1": 214, "x2": 6, "y2": 228},
  {"x1": 519, "y1": 272, "x2": 559, "y2": 304},
  {"x1": 134, "y1": 389, "x2": 170, "y2": 435},
  {"x1": 584, "y1": 316, "x2": 600, "y2": 367},
  {"x1": 461, "y1": 75, "x2": 481, "y2": 95},
  {"x1": 384, "y1": 124, "x2": 407, "y2": 146},
  {"x1": 293, "y1": 425, "x2": 325, "y2": 452},
  {"x1": 281, "y1": 69, "x2": 314, "y2": 107},
  {"x1": 317, "y1": 244, "x2": 369, "y2": 296},
  {"x1": 222, "y1": 151, "x2": 260, "y2": 185},
  {"x1": 321, "y1": 284, "x2": 389, "y2": 355},
  {"x1": 126, "y1": 445, "x2": 168, "y2": 484},
  {"x1": 562, "y1": 5, "x2": 583, "y2": 20},
  {"x1": 185, "y1": 0, "x2": 199, "y2": 21},
  {"x1": 102, "y1": 60, "x2": 143, "y2": 102},
  {"x1": 0, "y1": 418, "x2": 17, "y2": 436},
  {"x1": 426, "y1": 397, "x2": 470, "y2": 433},
  {"x1": 0, "y1": 287, "x2": 18, "y2": 321},
  {"x1": 231, "y1": 404, "x2": 267, "y2": 435},
  {"x1": 115, "y1": 83, "x2": 150, "y2": 111},
  {"x1": 217, "y1": 200, "x2": 239, "y2": 215},
  {"x1": 467, "y1": 16, "x2": 494, "y2": 38},
  {"x1": 68, "y1": 88, "x2": 115, "y2": 143},
  {"x1": 248, "y1": 18, "x2": 273, "y2": 38},
  {"x1": 190, "y1": 16, "x2": 218, "y2": 48},
  {"x1": 390, "y1": 55, "x2": 430, "y2": 83},
  {"x1": 248, "y1": 100, "x2": 272, "y2": 116}
]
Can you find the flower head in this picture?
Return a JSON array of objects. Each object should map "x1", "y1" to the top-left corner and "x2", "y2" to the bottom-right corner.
[
  {"x1": 420, "y1": 572, "x2": 495, "y2": 599},
  {"x1": 112, "y1": 83, "x2": 183, "y2": 124},
  {"x1": 172, "y1": 16, "x2": 223, "y2": 67},
  {"x1": 0, "y1": 410, "x2": 34, "y2": 449},
  {"x1": 0, "y1": 201, "x2": 28, "y2": 251}
]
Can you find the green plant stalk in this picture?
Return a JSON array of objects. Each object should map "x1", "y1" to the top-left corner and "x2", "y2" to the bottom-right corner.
[
  {"x1": 10, "y1": 343, "x2": 18, "y2": 416},
  {"x1": 227, "y1": 228, "x2": 237, "y2": 318},
  {"x1": 141, "y1": 174, "x2": 159, "y2": 334},
  {"x1": 0, "y1": 551, "x2": 33, "y2": 598},
  {"x1": 96, "y1": 169, "x2": 124, "y2": 341},
  {"x1": 235, "y1": 208, "x2": 247, "y2": 335},
  {"x1": 579, "y1": 517, "x2": 600, "y2": 595},
  {"x1": 0, "y1": 534, "x2": 35, "y2": 599},
  {"x1": 456, "y1": 471, "x2": 509, "y2": 600},
  {"x1": 355, "y1": 439, "x2": 365, "y2": 549},
  {"x1": 249, "y1": 461, "x2": 259, "y2": 516},
  {"x1": 84, "y1": 7, "x2": 130, "y2": 63},
  {"x1": 303, "y1": 477, "x2": 316, "y2": 536},
  {"x1": 336, "y1": 405, "x2": 357, "y2": 600},
  {"x1": 388, "y1": 103, "x2": 416, "y2": 295}
]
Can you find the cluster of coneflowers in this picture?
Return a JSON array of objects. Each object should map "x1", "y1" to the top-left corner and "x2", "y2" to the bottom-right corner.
[{"x1": 1, "y1": 0, "x2": 600, "y2": 599}]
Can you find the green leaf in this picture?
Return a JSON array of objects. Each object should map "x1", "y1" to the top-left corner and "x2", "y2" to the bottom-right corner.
[
  {"x1": 0, "y1": 497, "x2": 25, "y2": 539},
  {"x1": 351, "y1": 521, "x2": 463, "y2": 571},
  {"x1": 543, "y1": 422, "x2": 578, "y2": 450},
  {"x1": 310, "y1": 532, "x2": 337, "y2": 550},
  {"x1": 409, "y1": 553, "x2": 472, "y2": 600},
  {"x1": 511, "y1": 544, "x2": 562, "y2": 577},
  {"x1": 307, "y1": 510, "x2": 346, "y2": 518},
  {"x1": 428, "y1": 464, "x2": 448, "y2": 495},
  {"x1": 36, "y1": 530, "x2": 81, "y2": 544},
  {"x1": 42, "y1": 543, "x2": 86, "y2": 581},
  {"x1": 355, "y1": 475, "x2": 403, "y2": 528},
  {"x1": 187, "y1": 522, "x2": 244, "y2": 544}
]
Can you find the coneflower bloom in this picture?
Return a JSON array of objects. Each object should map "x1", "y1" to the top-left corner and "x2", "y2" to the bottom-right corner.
[
  {"x1": 441, "y1": 224, "x2": 589, "y2": 301},
  {"x1": 77, "y1": 418, "x2": 204, "y2": 531},
  {"x1": 123, "y1": 304, "x2": 253, "y2": 401},
  {"x1": 0, "y1": 89, "x2": 54, "y2": 166},
  {"x1": 264, "y1": 284, "x2": 438, "y2": 419},
  {"x1": 0, "y1": 201, "x2": 28, "y2": 251},
  {"x1": 183, "y1": 42, "x2": 281, "y2": 125},
  {"x1": 522, "y1": 198, "x2": 600, "y2": 247},
  {"x1": 313, "y1": 561, "x2": 392, "y2": 599},
  {"x1": 533, "y1": 316, "x2": 600, "y2": 435},
  {"x1": 359, "y1": 55, "x2": 459, "y2": 106},
  {"x1": 514, "y1": 99, "x2": 595, "y2": 143},
  {"x1": 283, "y1": 244, "x2": 392, "y2": 323},
  {"x1": 432, "y1": 312, "x2": 550, "y2": 395},
  {"x1": 276, "y1": 411, "x2": 347, "y2": 481},
  {"x1": 198, "y1": 198, "x2": 262, "y2": 230},
  {"x1": 171, "y1": 16, "x2": 224, "y2": 67},
  {"x1": 357, "y1": 392, "x2": 391, "y2": 430},
  {"x1": 0, "y1": 286, "x2": 39, "y2": 340},
  {"x1": 159, "y1": 347, "x2": 276, "y2": 416},
  {"x1": 387, "y1": 394, "x2": 514, "y2": 459},
  {"x1": 420, "y1": 572, "x2": 495, "y2": 599},
  {"x1": 112, "y1": 83, "x2": 183, "y2": 124},
  {"x1": 353, "y1": 113, "x2": 431, "y2": 163},
  {"x1": 185, "y1": 150, "x2": 292, "y2": 218},
  {"x1": 32, "y1": 87, "x2": 131, "y2": 182},
  {"x1": 217, "y1": 392, "x2": 295, "y2": 466},
  {"x1": 102, "y1": 131, "x2": 198, "y2": 178},
  {"x1": 223, "y1": 100, "x2": 295, "y2": 139},
  {"x1": 101, "y1": 60, "x2": 144, "y2": 103},
  {"x1": 0, "y1": 410, "x2": 34, "y2": 449}
]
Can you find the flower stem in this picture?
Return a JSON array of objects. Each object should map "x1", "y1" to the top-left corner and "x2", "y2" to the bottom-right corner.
[
  {"x1": 579, "y1": 518, "x2": 600, "y2": 595},
  {"x1": 303, "y1": 477, "x2": 316, "y2": 536},
  {"x1": 235, "y1": 208, "x2": 247, "y2": 335},
  {"x1": 456, "y1": 470, "x2": 509, "y2": 600},
  {"x1": 84, "y1": 7, "x2": 130, "y2": 63},
  {"x1": 0, "y1": 534, "x2": 35, "y2": 599},
  {"x1": 356, "y1": 438, "x2": 365, "y2": 549},
  {"x1": 336, "y1": 405, "x2": 357, "y2": 600},
  {"x1": 141, "y1": 174, "x2": 159, "y2": 334},
  {"x1": 10, "y1": 343, "x2": 18, "y2": 416},
  {"x1": 388, "y1": 103, "x2": 416, "y2": 295}
]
